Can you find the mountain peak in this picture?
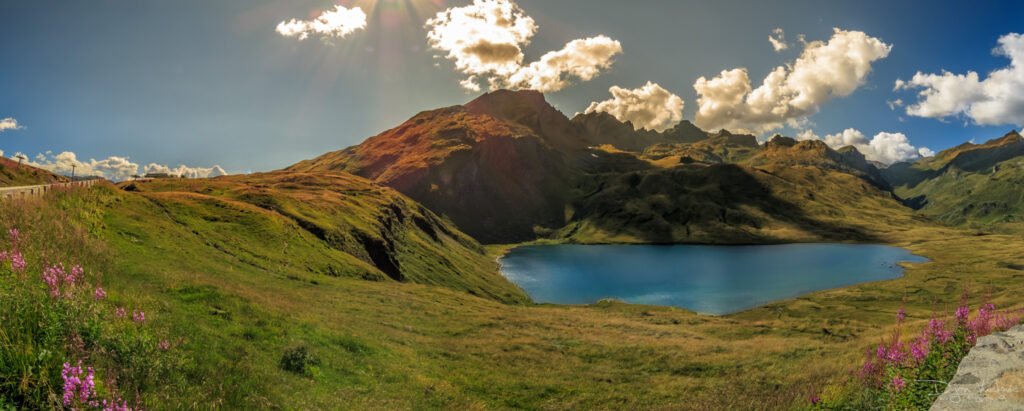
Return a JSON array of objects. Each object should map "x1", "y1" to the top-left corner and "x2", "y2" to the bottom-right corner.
[
  {"x1": 465, "y1": 89, "x2": 552, "y2": 117},
  {"x1": 464, "y1": 89, "x2": 582, "y2": 148},
  {"x1": 991, "y1": 129, "x2": 1023, "y2": 145}
]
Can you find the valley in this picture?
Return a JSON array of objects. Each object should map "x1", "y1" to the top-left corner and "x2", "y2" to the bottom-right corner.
[{"x1": 4, "y1": 90, "x2": 1024, "y2": 409}]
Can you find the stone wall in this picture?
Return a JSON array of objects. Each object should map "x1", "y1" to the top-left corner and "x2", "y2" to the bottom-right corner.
[{"x1": 932, "y1": 325, "x2": 1024, "y2": 410}]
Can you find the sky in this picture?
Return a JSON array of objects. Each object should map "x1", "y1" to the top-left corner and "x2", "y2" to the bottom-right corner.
[{"x1": 1, "y1": 0, "x2": 1023, "y2": 179}]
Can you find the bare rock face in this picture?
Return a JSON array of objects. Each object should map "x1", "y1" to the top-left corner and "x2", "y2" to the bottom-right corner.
[{"x1": 932, "y1": 325, "x2": 1024, "y2": 410}]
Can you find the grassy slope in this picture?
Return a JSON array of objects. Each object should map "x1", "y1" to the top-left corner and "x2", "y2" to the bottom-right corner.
[
  {"x1": 892, "y1": 156, "x2": 1024, "y2": 227},
  {"x1": 562, "y1": 138, "x2": 925, "y2": 244},
  {"x1": 886, "y1": 131, "x2": 1024, "y2": 229},
  {"x1": 9, "y1": 181, "x2": 1018, "y2": 409},
  {"x1": 0, "y1": 157, "x2": 66, "y2": 186},
  {"x1": 118, "y1": 172, "x2": 526, "y2": 304}
]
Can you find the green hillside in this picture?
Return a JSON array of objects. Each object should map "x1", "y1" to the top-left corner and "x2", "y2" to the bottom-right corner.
[
  {"x1": 0, "y1": 156, "x2": 66, "y2": 186},
  {"x1": 885, "y1": 131, "x2": 1024, "y2": 227},
  {"x1": 4, "y1": 179, "x2": 1024, "y2": 410}
]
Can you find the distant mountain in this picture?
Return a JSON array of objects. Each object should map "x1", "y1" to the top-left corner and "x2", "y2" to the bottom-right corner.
[
  {"x1": 748, "y1": 136, "x2": 889, "y2": 188},
  {"x1": 291, "y1": 90, "x2": 927, "y2": 244},
  {"x1": 0, "y1": 156, "x2": 67, "y2": 186},
  {"x1": 884, "y1": 130, "x2": 1024, "y2": 226},
  {"x1": 571, "y1": 111, "x2": 707, "y2": 151}
]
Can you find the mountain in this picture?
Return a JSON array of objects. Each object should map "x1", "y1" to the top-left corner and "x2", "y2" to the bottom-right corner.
[
  {"x1": 571, "y1": 111, "x2": 707, "y2": 151},
  {"x1": 747, "y1": 136, "x2": 889, "y2": 188},
  {"x1": 560, "y1": 134, "x2": 918, "y2": 244},
  {"x1": 884, "y1": 130, "x2": 1024, "y2": 226},
  {"x1": 290, "y1": 90, "x2": 927, "y2": 244},
  {"x1": 0, "y1": 156, "x2": 67, "y2": 186},
  {"x1": 288, "y1": 98, "x2": 579, "y2": 243}
]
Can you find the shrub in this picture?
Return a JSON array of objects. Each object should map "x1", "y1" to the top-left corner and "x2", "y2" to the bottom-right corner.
[{"x1": 279, "y1": 346, "x2": 320, "y2": 377}]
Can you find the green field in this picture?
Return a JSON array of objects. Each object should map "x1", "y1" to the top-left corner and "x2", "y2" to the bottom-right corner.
[{"x1": 3, "y1": 180, "x2": 1021, "y2": 410}]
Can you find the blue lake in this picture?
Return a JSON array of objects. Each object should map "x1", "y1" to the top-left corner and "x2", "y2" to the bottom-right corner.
[{"x1": 499, "y1": 243, "x2": 928, "y2": 315}]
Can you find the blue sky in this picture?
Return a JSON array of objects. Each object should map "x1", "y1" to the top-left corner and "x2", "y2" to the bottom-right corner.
[{"x1": 1, "y1": 0, "x2": 1022, "y2": 177}]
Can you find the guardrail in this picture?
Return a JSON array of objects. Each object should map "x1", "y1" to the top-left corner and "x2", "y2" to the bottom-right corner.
[{"x1": 0, "y1": 180, "x2": 98, "y2": 200}]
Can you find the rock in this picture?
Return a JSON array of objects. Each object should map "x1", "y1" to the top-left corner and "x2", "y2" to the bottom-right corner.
[{"x1": 931, "y1": 325, "x2": 1024, "y2": 410}]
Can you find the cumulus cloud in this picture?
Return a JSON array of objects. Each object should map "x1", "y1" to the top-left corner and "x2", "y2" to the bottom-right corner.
[
  {"x1": 798, "y1": 128, "x2": 933, "y2": 164},
  {"x1": 769, "y1": 28, "x2": 788, "y2": 52},
  {"x1": 0, "y1": 117, "x2": 23, "y2": 133},
  {"x1": 143, "y1": 163, "x2": 227, "y2": 179},
  {"x1": 276, "y1": 5, "x2": 367, "y2": 41},
  {"x1": 426, "y1": 0, "x2": 622, "y2": 92},
  {"x1": 22, "y1": 151, "x2": 228, "y2": 182},
  {"x1": 895, "y1": 33, "x2": 1024, "y2": 126},
  {"x1": 23, "y1": 152, "x2": 140, "y2": 181},
  {"x1": 585, "y1": 82, "x2": 684, "y2": 132},
  {"x1": 502, "y1": 36, "x2": 622, "y2": 92},
  {"x1": 694, "y1": 28, "x2": 892, "y2": 134}
]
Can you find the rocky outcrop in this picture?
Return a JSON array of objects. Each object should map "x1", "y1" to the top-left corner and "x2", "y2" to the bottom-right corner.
[{"x1": 932, "y1": 325, "x2": 1024, "y2": 410}]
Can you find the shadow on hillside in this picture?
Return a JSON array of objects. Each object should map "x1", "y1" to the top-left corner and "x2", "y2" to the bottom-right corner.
[{"x1": 571, "y1": 164, "x2": 884, "y2": 243}]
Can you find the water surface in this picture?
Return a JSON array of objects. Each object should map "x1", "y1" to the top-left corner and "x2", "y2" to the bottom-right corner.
[{"x1": 500, "y1": 244, "x2": 927, "y2": 315}]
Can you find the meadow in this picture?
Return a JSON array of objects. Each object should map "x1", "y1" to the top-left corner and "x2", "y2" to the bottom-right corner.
[{"x1": 2, "y1": 184, "x2": 1023, "y2": 409}]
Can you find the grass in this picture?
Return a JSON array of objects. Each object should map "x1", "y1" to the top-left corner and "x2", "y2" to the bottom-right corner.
[
  {"x1": 0, "y1": 157, "x2": 66, "y2": 187},
  {"x1": 2, "y1": 181, "x2": 1023, "y2": 409}
]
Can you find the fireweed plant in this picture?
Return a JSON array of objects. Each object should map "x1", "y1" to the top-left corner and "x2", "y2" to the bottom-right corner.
[
  {"x1": 810, "y1": 294, "x2": 1023, "y2": 410},
  {"x1": 0, "y1": 225, "x2": 179, "y2": 409}
]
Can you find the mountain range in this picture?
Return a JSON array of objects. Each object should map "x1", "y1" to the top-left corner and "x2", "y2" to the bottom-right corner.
[{"x1": 292, "y1": 90, "x2": 1022, "y2": 245}]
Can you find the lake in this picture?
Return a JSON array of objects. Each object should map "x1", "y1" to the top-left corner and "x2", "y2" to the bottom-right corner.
[{"x1": 499, "y1": 243, "x2": 927, "y2": 315}]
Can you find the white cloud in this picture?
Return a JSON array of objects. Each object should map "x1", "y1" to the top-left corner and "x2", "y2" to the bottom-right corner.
[
  {"x1": 0, "y1": 117, "x2": 23, "y2": 133},
  {"x1": 896, "y1": 33, "x2": 1024, "y2": 126},
  {"x1": 501, "y1": 36, "x2": 622, "y2": 92},
  {"x1": 769, "y1": 28, "x2": 788, "y2": 52},
  {"x1": 694, "y1": 28, "x2": 892, "y2": 134},
  {"x1": 276, "y1": 5, "x2": 367, "y2": 41},
  {"x1": 585, "y1": 82, "x2": 684, "y2": 132},
  {"x1": 799, "y1": 128, "x2": 933, "y2": 164},
  {"x1": 143, "y1": 163, "x2": 227, "y2": 179},
  {"x1": 22, "y1": 151, "x2": 228, "y2": 182},
  {"x1": 24, "y1": 152, "x2": 140, "y2": 181},
  {"x1": 426, "y1": 0, "x2": 621, "y2": 92}
]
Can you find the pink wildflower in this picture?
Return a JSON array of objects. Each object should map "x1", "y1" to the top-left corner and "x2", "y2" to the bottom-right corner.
[
  {"x1": 101, "y1": 398, "x2": 134, "y2": 411},
  {"x1": 68, "y1": 264, "x2": 84, "y2": 283},
  {"x1": 809, "y1": 394, "x2": 821, "y2": 405},
  {"x1": 859, "y1": 360, "x2": 877, "y2": 380},
  {"x1": 10, "y1": 252, "x2": 25, "y2": 272},
  {"x1": 61, "y1": 361, "x2": 96, "y2": 406},
  {"x1": 8, "y1": 228, "x2": 18, "y2": 244},
  {"x1": 885, "y1": 342, "x2": 907, "y2": 365},
  {"x1": 891, "y1": 375, "x2": 906, "y2": 392},
  {"x1": 897, "y1": 308, "x2": 907, "y2": 323},
  {"x1": 132, "y1": 309, "x2": 145, "y2": 324},
  {"x1": 42, "y1": 263, "x2": 66, "y2": 298},
  {"x1": 928, "y1": 318, "x2": 951, "y2": 343},
  {"x1": 955, "y1": 305, "x2": 970, "y2": 325},
  {"x1": 910, "y1": 338, "x2": 929, "y2": 363},
  {"x1": 115, "y1": 307, "x2": 127, "y2": 318},
  {"x1": 94, "y1": 287, "x2": 107, "y2": 301},
  {"x1": 158, "y1": 339, "x2": 171, "y2": 351}
]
